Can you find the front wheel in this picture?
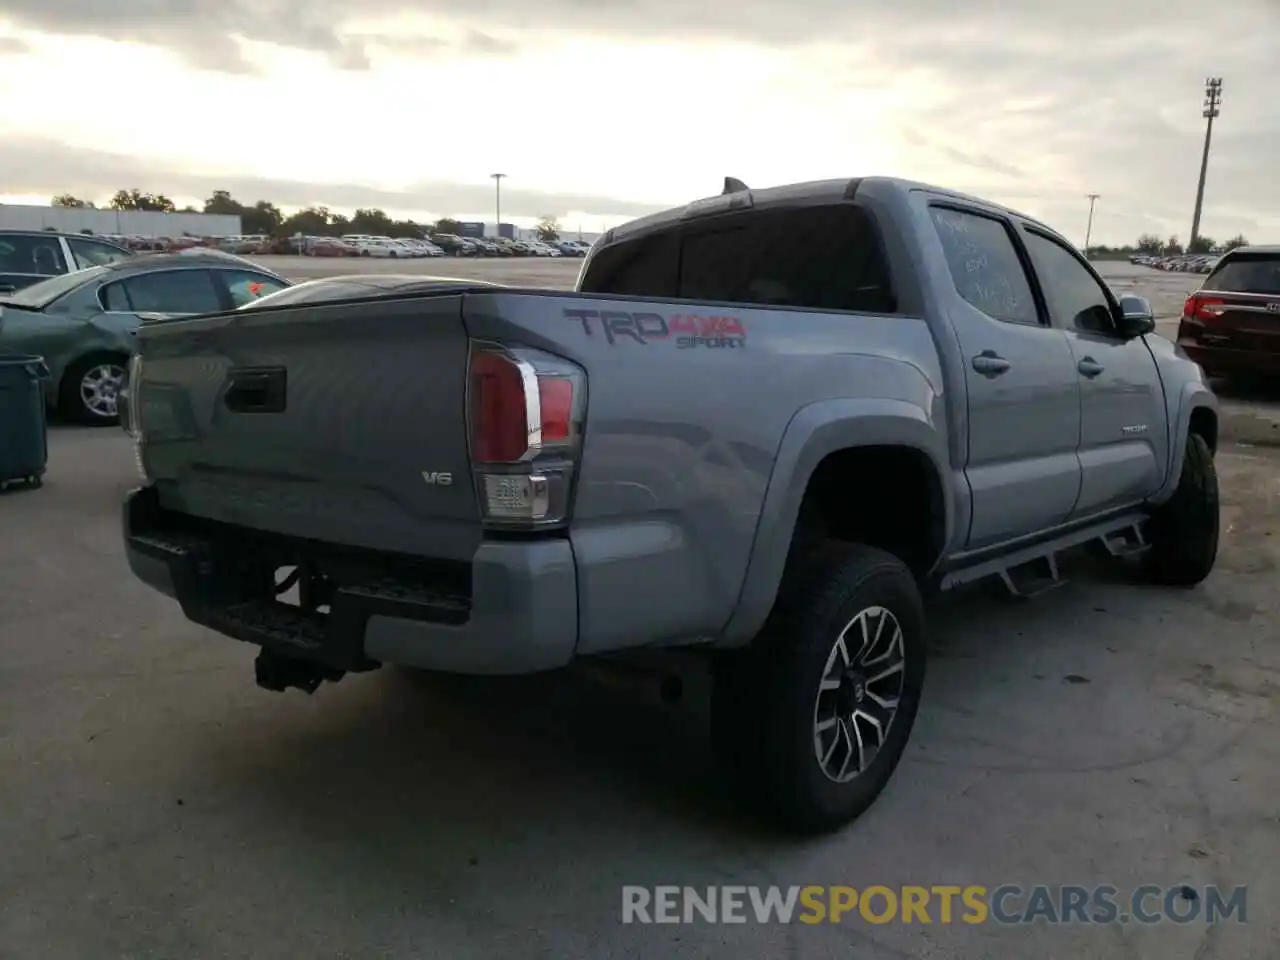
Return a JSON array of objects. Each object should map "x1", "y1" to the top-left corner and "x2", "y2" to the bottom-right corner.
[
  {"x1": 712, "y1": 543, "x2": 926, "y2": 833},
  {"x1": 1143, "y1": 433, "x2": 1219, "y2": 586}
]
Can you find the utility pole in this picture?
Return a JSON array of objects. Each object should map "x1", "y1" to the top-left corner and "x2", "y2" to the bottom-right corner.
[
  {"x1": 490, "y1": 173, "x2": 505, "y2": 238},
  {"x1": 1084, "y1": 194, "x2": 1100, "y2": 255},
  {"x1": 1190, "y1": 77, "x2": 1222, "y2": 249}
]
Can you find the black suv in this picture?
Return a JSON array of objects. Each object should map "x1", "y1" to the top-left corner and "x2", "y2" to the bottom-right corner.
[{"x1": 0, "y1": 231, "x2": 135, "y2": 293}]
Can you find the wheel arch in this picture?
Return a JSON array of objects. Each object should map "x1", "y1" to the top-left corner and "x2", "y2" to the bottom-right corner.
[
  {"x1": 720, "y1": 399, "x2": 952, "y2": 644},
  {"x1": 1151, "y1": 383, "x2": 1219, "y2": 505}
]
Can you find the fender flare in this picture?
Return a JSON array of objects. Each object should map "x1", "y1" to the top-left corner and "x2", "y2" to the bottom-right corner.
[
  {"x1": 1151, "y1": 381, "x2": 1219, "y2": 505},
  {"x1": 720, "y1": 398, "x2": 952, "y2": 644}
]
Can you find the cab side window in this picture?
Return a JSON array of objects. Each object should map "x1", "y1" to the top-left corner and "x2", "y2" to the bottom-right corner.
[
  {"x1": 1022, "y1": 230, "x2": 1116, "y2": 335},
  {"x1": 0, "y1": 234, "x2": 68, "y2": 276},
  {"x1": 929, "y1": 207, "x2": 1039, "y2": 325}
]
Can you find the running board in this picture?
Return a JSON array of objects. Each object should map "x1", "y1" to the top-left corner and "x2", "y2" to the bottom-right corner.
[
  {"x1": 1100, "y1": 523, "x2": 1150, "y2": 558},
  {"x1": 999, "y1": 555, "x2": 1065, "y2": 599},
  {"x1": 939, "y1": 512, "x2": 1148, "y2": 596}
]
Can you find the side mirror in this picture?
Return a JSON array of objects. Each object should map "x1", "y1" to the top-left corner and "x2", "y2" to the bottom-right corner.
[{"x1": 1115, "y1": 294, "x2": 1156, "y2": 338}]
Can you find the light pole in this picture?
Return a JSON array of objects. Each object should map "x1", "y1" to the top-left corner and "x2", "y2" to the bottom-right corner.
[
  {"x1": 490, "y1": 173, "x2": 505, "y2": 238},
  {"x1": 1084, "y1": 194, "x2": 1100, "y2": 255},
  {"x1": 1190, "y1": 77, "x2": 1222, "y2": 250}
]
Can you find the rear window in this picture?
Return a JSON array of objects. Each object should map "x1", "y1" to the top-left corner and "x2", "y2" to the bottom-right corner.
[
  {"x1": 579, "y1": 205, "x2": 897, "y2": 313},
  {"x1": 1203, "y1": 253, "x2": 1280, "y2": 295}
]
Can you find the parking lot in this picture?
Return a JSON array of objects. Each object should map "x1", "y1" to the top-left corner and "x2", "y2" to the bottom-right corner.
[{"x1": 3, "y1": 258, "x2": 1279, "y2": 959}]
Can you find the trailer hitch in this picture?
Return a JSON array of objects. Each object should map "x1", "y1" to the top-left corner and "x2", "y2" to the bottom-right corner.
[{"x1": 254, "y1": 648, "x2": 345, "y2": 694}]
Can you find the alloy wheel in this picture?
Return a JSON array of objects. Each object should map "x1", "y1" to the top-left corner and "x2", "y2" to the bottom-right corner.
[
  {"x1": 80, "y1": 363, "x2": 127, "y2": 420},
  {"x1": 812, "y1": 605, "x2": 907, "y2": 783}
]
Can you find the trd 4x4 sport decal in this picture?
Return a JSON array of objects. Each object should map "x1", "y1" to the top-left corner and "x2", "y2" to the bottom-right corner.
[{"x1": 564, "y1": 308, "x2": 746, "y2": 349}]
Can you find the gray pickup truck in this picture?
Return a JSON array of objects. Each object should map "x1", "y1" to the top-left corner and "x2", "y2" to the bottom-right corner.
[{"x1": 122, "y1": 176, "x2": 1220, "y2": 833}]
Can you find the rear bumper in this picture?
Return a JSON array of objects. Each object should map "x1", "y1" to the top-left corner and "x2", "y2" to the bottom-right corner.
[
  {"x1": 1177, "y1": 339, "x2": 1280, "y2": 377},
  {"x1": 123, "y1": 486, "x2": 579, "y2": 675}
]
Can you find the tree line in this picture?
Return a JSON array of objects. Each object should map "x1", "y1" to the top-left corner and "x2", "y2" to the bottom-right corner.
[
  {"x1": 1085, "y1": 233, "x2": 1249, "y2": 258},
  {"x1": 49, "y1": 190, "x2": 1253, "y2": 254},
  {"x1": 1125, "y1": 233, "x2": 1249, "y2": 256},
  {"x1": 50, "y1": 190, "x2": 565, "y2": 241}
]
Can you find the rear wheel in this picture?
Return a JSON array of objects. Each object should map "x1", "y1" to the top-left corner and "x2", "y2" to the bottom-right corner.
[
  {"x1": 60, "y1": 354, "x2": 128, "y2": 426},
  {"x1": 1143, "y1": 433, "x2": 1219, "y2": 586},
  {"x1": 712, "y1": 543, "x2": 926, "y2": 833}
]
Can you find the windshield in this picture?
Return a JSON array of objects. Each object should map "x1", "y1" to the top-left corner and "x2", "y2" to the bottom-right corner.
[{"x1": 1, "y1": 265, "x2": 107, "y2": 308}]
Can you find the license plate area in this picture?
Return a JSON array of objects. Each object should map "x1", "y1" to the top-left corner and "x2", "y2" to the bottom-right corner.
[{"x1": 127, "y1": 488, "x2": 472, "y2": 670}]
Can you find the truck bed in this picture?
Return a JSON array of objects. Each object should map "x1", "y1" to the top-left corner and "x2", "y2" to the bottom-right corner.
[{"x1": 133, "y1": 286, "x2": 944, "y2": 653}]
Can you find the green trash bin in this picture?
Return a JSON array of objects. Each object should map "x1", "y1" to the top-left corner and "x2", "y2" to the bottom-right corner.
[{"x1": 0, "y1": 354, "x2": 50, "y2": 490}]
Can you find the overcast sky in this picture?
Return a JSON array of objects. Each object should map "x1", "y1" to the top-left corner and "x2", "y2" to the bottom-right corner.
[{"x1": 0, "y1": 0, "x2": 1275, "y2": 245}]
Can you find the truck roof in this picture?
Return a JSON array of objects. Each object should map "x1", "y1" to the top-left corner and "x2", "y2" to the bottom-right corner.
[{"x1": 602, "y1": 175, "x2": 1053, "y2": 247}]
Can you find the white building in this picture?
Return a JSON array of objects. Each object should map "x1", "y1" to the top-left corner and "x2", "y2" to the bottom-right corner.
[{"x1": 0, "y1": 204, "x2": 241, "y2": 238}]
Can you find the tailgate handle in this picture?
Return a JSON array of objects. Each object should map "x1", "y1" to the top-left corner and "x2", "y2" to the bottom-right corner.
[{"x1": 224, "y1": 367, "x2": 286, "y2": 413}]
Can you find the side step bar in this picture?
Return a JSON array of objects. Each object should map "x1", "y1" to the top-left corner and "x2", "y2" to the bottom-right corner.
[{"x1": 940, "y1": 514, "x2": 1149, "y2": 599}]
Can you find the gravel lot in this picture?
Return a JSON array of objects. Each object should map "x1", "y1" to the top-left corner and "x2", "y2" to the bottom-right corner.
[{"x1": 2, "y1": 257, "x2": 1278, "y2": 960}]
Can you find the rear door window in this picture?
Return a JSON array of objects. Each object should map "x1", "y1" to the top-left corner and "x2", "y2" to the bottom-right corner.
[
  {"x1": 213, "y1": 269, "x2": 290, "y2": 307},
  {"x1": 111, "y1": 269, "x2": 224, "y2": 313},
  {"x1": 0, "y1": 234, "x2": 68, "y2": 276},
  {"x1": 1203, "y1": 253, "x2": 1280, "y2": 295},
  {"x1": 579, "y1": 205, "x2": 897, "y2": 313},
  {"x1": 928, "y1": 207, "x2": 1039, "y2": 326}
]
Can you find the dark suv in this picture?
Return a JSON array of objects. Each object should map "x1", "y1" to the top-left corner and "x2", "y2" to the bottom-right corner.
[
  {"x1": 0, "y1": 231, "x2": 135, "y2": 293},
  {"x1": 1177, "y1": 245, "x2": 1280, "y2": 380}
]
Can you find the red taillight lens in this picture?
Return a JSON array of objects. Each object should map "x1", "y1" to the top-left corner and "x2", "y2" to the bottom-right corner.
[
  {"x1": 469, "y1": 352, "x2": 578, "y2": 462},
  {"x1": 469, "y1": 350, "x2": 530, "y2": 463},
  {"x1": 1184, "y1": 294, "x2": 1226, "y2": 322},
  {"x1": 538, "y1": 376, "x2": 574, "y2": 443},
  {"x1": 467, "y1": 343, "x2": 585, "y2": 529}
]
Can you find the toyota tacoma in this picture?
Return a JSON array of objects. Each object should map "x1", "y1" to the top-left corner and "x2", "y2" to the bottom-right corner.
[{"x1": 122, "y1": 176, "x2": 1220, "y2": 832}]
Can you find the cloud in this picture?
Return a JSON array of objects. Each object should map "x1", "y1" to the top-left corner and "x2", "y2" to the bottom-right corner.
[
  {"x1": 0, "y1": 0, "x2": 519, "y2": 72},
  {"x1": 0, "y1": 0, "x2": 1275, "y2": 243},
  {"x1": 0, "y1": 36, "x2": 30, "y2": 55},
  {"x1": 4, "y1": 0, "x2": 1271, "y2": 65},
  {"x1": 0, "y1": 136, "x2": 670, "y2": 221}
]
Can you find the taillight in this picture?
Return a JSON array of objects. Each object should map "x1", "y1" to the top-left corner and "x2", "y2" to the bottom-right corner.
[
  {"x1": 467, "y1": 342, "x2": 585, "y2": 528},
  {"x1": 1183, "y1": 294, "x2": 1226, "y2": 322}
]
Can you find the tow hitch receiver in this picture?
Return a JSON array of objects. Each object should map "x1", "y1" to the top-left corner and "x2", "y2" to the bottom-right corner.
[{"x1": 254, "y1": 648, "x2": 346, "y2": 694}]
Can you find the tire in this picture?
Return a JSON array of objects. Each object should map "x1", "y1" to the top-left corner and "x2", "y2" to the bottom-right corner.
[
  {"x1": 59, "y1": 354, "x2": 129, "y2": 426},
  {"x1": 711, "y1": 542, "x2": 927, "y2": 833},
  {"x1": 1142, "y1": 432, "x2": 1219, "y2": 586}
]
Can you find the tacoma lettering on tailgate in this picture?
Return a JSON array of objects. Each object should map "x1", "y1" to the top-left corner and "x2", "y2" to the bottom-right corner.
[{"x1": 564, "y1": 308, "x2": 746, "y2": 349}]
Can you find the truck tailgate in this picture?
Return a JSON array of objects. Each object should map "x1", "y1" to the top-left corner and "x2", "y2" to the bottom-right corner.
[{"x1": 134, "y1": 293, "x2": 481, "y2": 561}]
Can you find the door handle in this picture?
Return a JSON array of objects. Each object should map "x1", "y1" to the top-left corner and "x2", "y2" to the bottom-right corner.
[
  {"x1": 1077, "y1": 357, "x2": 1105, "y2": 378},
  {"x1": 971, "y1": 351, "x2": 1011, "y2": 377}
]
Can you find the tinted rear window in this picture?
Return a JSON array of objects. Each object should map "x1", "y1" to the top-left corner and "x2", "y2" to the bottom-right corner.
[
  {"x1": 1203, "y1": 253, "x2": 1280, "y2": 295},
  {"x1": 579, "y1": 205, "x2": 897, "y2": 313}
]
